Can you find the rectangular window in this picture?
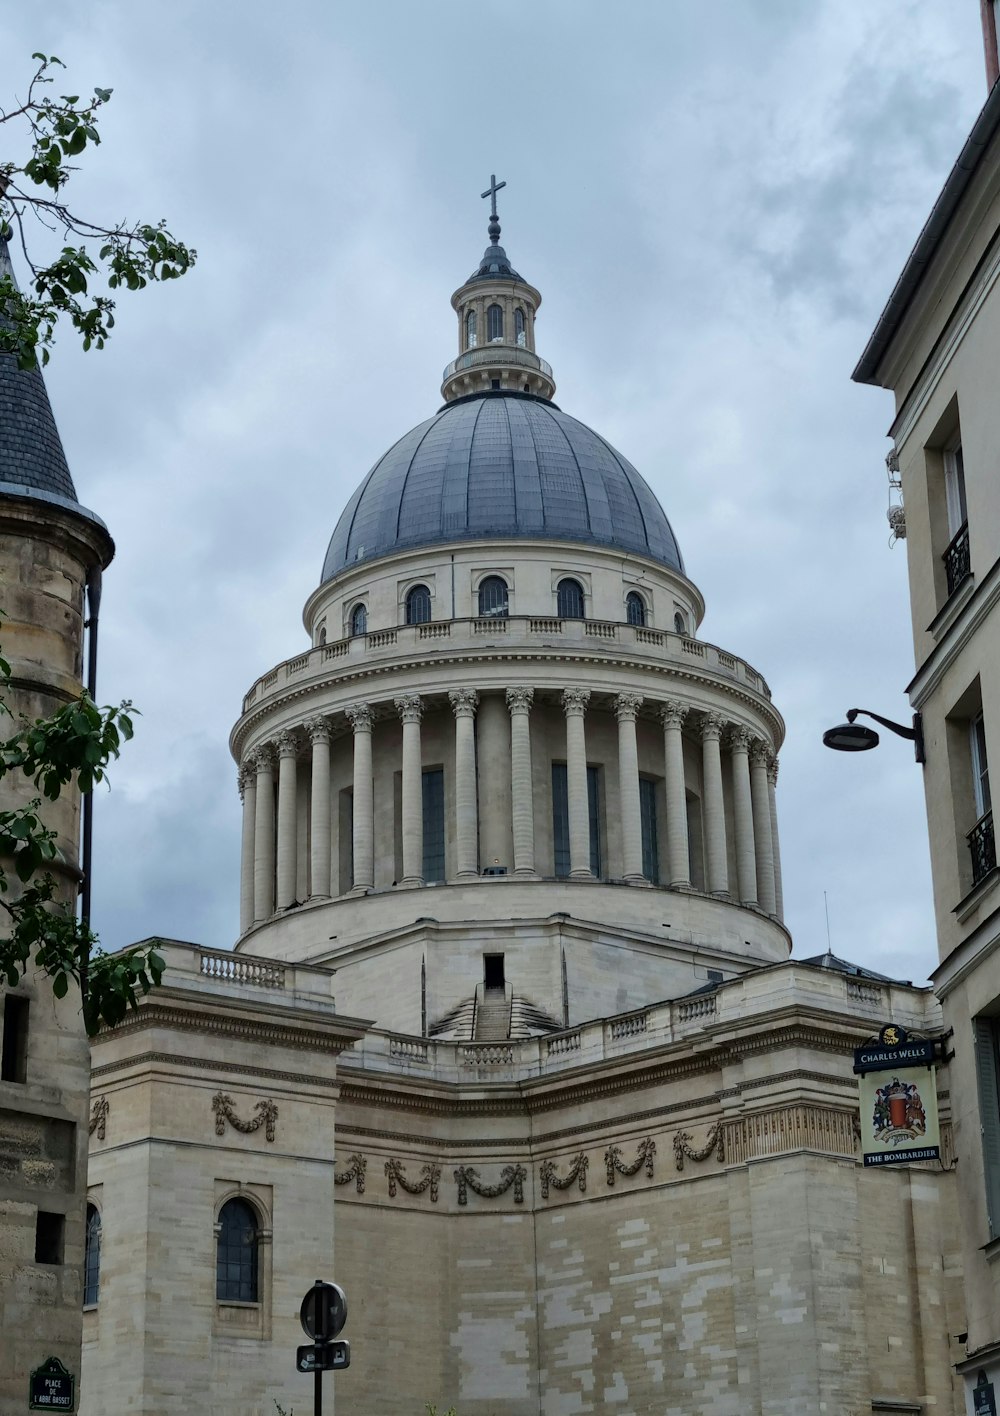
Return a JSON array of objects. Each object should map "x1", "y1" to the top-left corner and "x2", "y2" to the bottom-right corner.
[
  {"x1": 640, "y1": 777, "x2": 659, "y2": 884},
  {"x1": 942, "y1": 438, "x2": 971, "y2": 598},
  {"x1": 972, "y1": 713, "x2": 992, "y2": 819},
  {"x1": 422, "y1": 768, "x2": 445, "y2": 883},
  {"x1": 551, "y1": 764, "x2": 600, "y2": 877},
  {"x1": 1, "y1": 994, "x2": 29, "y2": 1083},
  {"x1": 35, "y1": 1211, "x2": 65, "y2": 1265},
  {"x1": 974, "y1": 1016, "x2": 1000, "y2": 1240}
]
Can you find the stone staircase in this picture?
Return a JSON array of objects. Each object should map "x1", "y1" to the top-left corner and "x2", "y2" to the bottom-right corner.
[{"x1": 474, "y1": 988, "x2": 510, "y2": 1041}]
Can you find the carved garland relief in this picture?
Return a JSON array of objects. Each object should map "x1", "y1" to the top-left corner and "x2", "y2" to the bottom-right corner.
[
  {"x1": 212, "y1": 1092, "x2": 278, "y2": 1143},
  {"x1": 89, "y1": 1095, "x2": 109, "y2": 1140}
]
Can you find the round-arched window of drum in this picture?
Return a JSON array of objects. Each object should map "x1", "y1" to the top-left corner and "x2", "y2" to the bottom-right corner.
[
  {"x1": 515, "y1": 308, "x2": 526, "y2": 346},
  {"x1": 466, "y1": 309, "x2": 477, "y2": 349},
  {"x1": 487, "y1": 304, "x2": 504, "y2": 341},
  {"x1": 83, "y1": 1203, "x2": 101, "y2": 1306},
  {"x1": 350, "y1": 603, "x2": 367, "y2": 637},
  {"x1": 216, "y1": 1198, "x2": 259, "y2": 1303},
  {"x1": 478, "y1": 576, "x2": 509, "y2": 618},
  {"x1": 557, "y1": 578, "x2": 585, "y2": 620},
  {"x1": 674, "y1": 610, "x2": 686, "y2": 635},
  {"x1": 405, "y1": 584, "x2": 432, "y2": 625},
  {"x1": 625, "y1": 592, "x2": 646, "y2": 627}
]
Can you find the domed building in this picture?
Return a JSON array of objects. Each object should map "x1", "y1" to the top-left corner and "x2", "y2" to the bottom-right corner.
[{"x1": 81, "y1": 197, "x2": 963, "y2": 1416}]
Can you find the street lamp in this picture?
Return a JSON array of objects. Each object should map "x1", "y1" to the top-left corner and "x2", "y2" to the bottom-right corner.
[{"x1": 822, "y1": 708, "x2": 925, "y2": 764}]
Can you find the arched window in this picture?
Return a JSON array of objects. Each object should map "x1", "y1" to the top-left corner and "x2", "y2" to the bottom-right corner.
[
  {"x1": 557, "y1": 578, "x2": 585, "y2": 619},
  {"x1": 625, "y1": 592, "x2": 646, "y2": 627},
  {"x1": 466, "y1": 309, "x2": 477, "y2": 349},
  {"x1": 216, "y1": 1198, "x2": 259, "y2": 1303},
  {"x1": 673, "y1": 610, "x2": 686, "y2": 635},
  {"x1": 83, "y1": 1204, "x2": 101, "y2": 1306},
  {"x1": 405, "y1": 584, "x2": 432, "y2": 625},
  {"x1": 478, "y1": 576, "x2": 509, "y2": 618},
  {"x1": 350, "y1": 603, "x2": 367, "y2": 637},
  {"x1": 487, "y1": 304, "x2": 504, "y2": 342},
  {"x1": 318, "y1": 625, "x2": 327, "y2": 646},
  {"x1": 515, "y1": 308, "x2": 526, "y2": 347}
]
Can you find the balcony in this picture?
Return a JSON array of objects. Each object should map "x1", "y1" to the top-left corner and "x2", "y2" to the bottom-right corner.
[
  {"x1": 240, "y1": 616, "x2": 773, "y2": 716},
  {"x1": 442, "y1": 346, "x2": 553, "y2": 383},
  {"x1": 969, "y1": 811, "x2": 996, "y2": 887},
  {"x1": 942, "y1": 521, "x2": 971, "y2": 598}
]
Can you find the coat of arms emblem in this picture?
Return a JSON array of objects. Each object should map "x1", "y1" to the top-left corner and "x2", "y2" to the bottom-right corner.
[{"x1": 871, "y1": 1075, "x2": 927, "y2": 1146}]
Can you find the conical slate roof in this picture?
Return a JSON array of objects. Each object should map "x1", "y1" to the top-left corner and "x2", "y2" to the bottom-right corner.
[{"x1": 0, "y1": 237, "x2": 79, "y2": 503}]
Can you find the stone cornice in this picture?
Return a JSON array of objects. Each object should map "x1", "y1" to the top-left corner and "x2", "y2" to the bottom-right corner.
[
  {"x1": 230, "y1": 648, "x2": 782, "y2": 760},
  {"x1": 89, "y1": 994, "x2": 368, "y2": 1056},
  {"x1": 89, "y1": 1050, "x2": 344, "y2": 1090}
]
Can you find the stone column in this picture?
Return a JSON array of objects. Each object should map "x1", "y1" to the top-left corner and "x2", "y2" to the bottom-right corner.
[
  {"x1": 345, "y1": 703, "x2": 374, "y2": 892},
  {"x1": 700, "y1": 712, "x2": 729, "y2": 897},
  {"x1": 615, "y1": 691, "x2": 645, "y2": 882},
  {"x1": 307, "y1": 717, "x2": 332, "y2": 898},
  {"x1": 275, "y1": 731, "x2": 299, "y2": 911},
  {"x1": 238, "y1": 762, "x2": 256, "y2": 934},
  {"x1": 252, "y1": 744, "x2": 275, "y2": 921},
  {"x1": 477, "y1": 693, "x2": 513, "y2": 870},
  {"x1": 449, "y1": 689, "x2": 479, "y2": 879},
  {"x1": 506, "y1": 687, "x2": 536, "y2": 876},
  {"x1": 729, "y1": 725, "x2": 757, "y2": 906},
  {"x1": 395, "y1": 695, "x2": 423, "y2": 886},
  {"x1": 750, "y1": 738, "x2": 776, "y2": 915},
  {"x1": 562, "y1": 688, "x2": 592, "y2": 878},
  {"x1": 768, "y1": 757, "x2": 784, "y2": 921},
  {"x1": 661, "y1": 700, "x2": 690, "y2": 888}
]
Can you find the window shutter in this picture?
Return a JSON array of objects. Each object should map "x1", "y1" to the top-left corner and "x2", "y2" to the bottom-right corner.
[{"x1": 973, "y1": 1017, "x2": 1000, "y2": 1239}]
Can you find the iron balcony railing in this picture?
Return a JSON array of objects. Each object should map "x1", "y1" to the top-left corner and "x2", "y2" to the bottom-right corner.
[
  {"x1": 969, "y1": 810, "x2": 996, "y2": 887},
  {"x1": 943, "y1": 520, "x2": 971, "y2": 598},
  {"x1": 442, "y1": 346, "x2": 553, "y2": 383}
]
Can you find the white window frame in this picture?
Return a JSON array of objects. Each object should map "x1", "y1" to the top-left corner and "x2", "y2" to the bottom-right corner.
[
  {"x1": 944, "y1": 436, "x2": 968, "y2": 539},
  {"x1": 972, "y1": 711, "x2": 992, "y2": 820}
]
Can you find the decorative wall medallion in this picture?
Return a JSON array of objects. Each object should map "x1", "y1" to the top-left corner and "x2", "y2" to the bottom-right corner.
[
  {"x1": 211, "y1": 1091, "x2": 278, "y2": 1143},
  {"x1": 540, "y1": 1152, "x2": 588, "y2": 1199},
  {"x1": 605, "y1": 1137, "x2": 656, "y2": 1186},
  {"x1": 454, "y1": 1163, "x2": 526, "y2": 1206},
  {"x1": 334, "y1": 1153, "x2": 367, "y2": 1194},
  {"x1": 88, "y1": 1096, "x2": 109, "y2": 1140},
  {"x1": 385, "y1": 1158, "x2": 441, "y2": 1202},
  {"x1": 673, "y1": 1122, "x2": 724, "y2": 1171}
]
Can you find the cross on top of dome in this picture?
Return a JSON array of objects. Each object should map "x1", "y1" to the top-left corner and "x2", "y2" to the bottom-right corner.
[{"x1": 481, "y1": 172, "x2": 506, "y2": 244}]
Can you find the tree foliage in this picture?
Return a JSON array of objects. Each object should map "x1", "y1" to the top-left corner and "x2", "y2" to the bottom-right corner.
[
  {"x1": 0, "y1": 52, "x2": 195, "y2": 368},
  {"x1": 0, "y1": 654, "x2": 164, "y2": 1035}
]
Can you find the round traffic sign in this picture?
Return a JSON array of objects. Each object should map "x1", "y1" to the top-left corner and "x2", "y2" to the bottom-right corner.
[{"x1": 300, "y1": 1280, "x2": 347, "y2": 1342}]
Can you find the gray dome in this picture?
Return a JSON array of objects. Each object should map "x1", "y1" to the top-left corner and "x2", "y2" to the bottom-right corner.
[{"x1": 322, "y1": 392, "x2": 684, "y2": 581}]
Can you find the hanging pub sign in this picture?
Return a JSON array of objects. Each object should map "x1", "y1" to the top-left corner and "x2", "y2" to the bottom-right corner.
[
  {"x1": 974, "y1": 1370, "x2": 997, "y2": 1416},
  {"x1": 854, "y1": 1024, "x2": 941, "y2": 1167}
]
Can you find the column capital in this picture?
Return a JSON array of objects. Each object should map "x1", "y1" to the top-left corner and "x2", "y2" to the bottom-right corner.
[
  {"x1": 395, "y1": 694, "x2": 423, "y2": 725},
  {"x1": 237, "y1": 760, "x2": 254, "y2": 799},
  {"x1": 345, "y1": 702, "x2": 373, "y2": 734},
  {"x1": 614, "y1": 691, "x2": 643, "y2": 723},
  {"x1": 250, "y1": 744, "x2": 275, "y2": 774},
  {"x1": 275, "y1": 730, "x2": 300, "y2": 759},
  {"x1": 768, "y1": 755, "x2": 780, "y2": 787},
  {"x1": 728, "y1": 724, "x2": 753, "y2": 754},
  {"x1": 750, "y1": 737, "x2": 771, "y2": 768},
  {"x1": 562, "y1": 688, "x2": 591, "y2": 717},
  {"x1": 661, "y1": 699, "x2": 688, "y2": 730},
  {"x1": 305, "y1": 716, "x2": 331, "y2": 745},
  {"x1": 700, "y1": 710, "x2": 726, "y2": 743},
  {"x1": 449, "y1": 688, "x2": 478, "y2": 719},
  {"x1": 506, "y1": 686, "x2": 534, "y2": 715}
]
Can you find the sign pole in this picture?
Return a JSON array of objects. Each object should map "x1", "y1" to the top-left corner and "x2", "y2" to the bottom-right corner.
[{"x1": 315, "y1": 1366, "x2": 322, "y2": 1416}]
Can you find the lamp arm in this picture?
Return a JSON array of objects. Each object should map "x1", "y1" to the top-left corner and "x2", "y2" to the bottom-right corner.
[{"x1": 846, "y1": 708, "x2": 915, "y2": 740}]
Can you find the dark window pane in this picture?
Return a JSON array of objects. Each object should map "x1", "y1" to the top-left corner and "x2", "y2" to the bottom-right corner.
[
  {"x1": 216, "y1": 1198, "x2": 258, "y2": 1302},
  {"x1": 487, "y1": 303, "x2": 504, "y2": 341},
  {"x1": 350, "y1": 603, "x2": 367, "y2": 636},
  {"x1": 422, "y1": 768, "x2": 445, "y2": 882},
  {"x1": 552, "y1": 764, "x2": 569, "y2": 877},
  {"x1": 406, "y1": 585, "x2": 431, "y2": 625},
  {"x1": 626, "y1": 592, "x2": 645, "y2": 627},
  {"x1": 83, "y1": 1205, "x2": 101, "y2": 1305},
  {"x1": 478, "y1": 576, "x2": 509, "y2": 617},
  {"x1": 587, "y1": 765, "x2": 601, "y2": 878},
  {"x1": 640, "y1": 777, "x2": 659, "y2": 883},
  {"x1": 557, "y1": 578, "x2": 585, "y2": 619}
]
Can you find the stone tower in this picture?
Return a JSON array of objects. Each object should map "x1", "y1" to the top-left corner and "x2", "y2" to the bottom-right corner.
[{"x1": 0, "y1": 234, "x2": 114, "y2": 1415}]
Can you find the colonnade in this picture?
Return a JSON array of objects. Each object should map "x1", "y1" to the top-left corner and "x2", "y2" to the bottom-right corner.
[{"x1": 237, "y1": 689, "x2": 783, "y2": 933}]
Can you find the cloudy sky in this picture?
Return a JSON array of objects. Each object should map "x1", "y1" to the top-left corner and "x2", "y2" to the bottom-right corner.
[{"x1": 2, "y1": 1, "x2": 989, "y2": 983}]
